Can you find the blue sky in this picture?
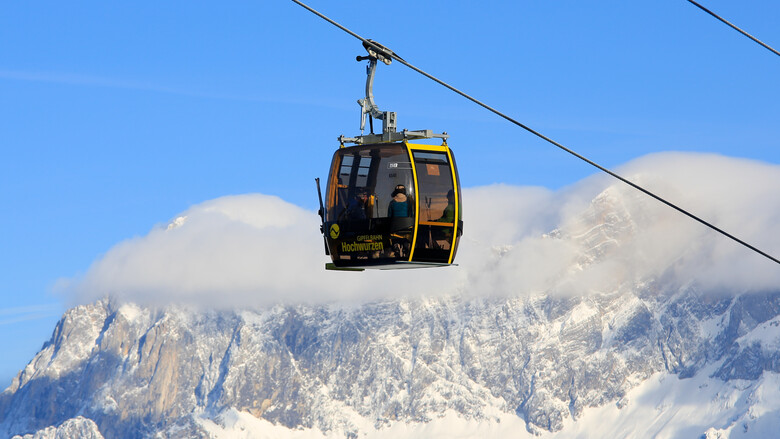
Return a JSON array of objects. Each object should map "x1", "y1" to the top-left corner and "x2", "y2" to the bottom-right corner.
[{"x1": 1, "y1": 1, "x2": 778, "y2": 387}]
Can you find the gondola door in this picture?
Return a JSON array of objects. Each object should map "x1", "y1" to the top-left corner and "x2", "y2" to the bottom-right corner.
[{"x1": 409, "y1": 145, "x2": 461, "y2": 264}]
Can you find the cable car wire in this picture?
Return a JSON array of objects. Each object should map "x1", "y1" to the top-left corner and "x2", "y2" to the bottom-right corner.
[
  {"x1": 686, "y1": 0, "x2": 780, "y2": 58},
  {"x1": 290, "y1": 0, "x2": 780, "y2": 267}
]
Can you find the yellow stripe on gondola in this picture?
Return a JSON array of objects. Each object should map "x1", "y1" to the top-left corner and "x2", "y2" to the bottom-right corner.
[
  {"x1": 405, "y1": 142, "x2": 459, "y2": 265},
  {"x1": 404, "y1": 143, "x2": 451, "y2": 153},
  {"x1": 445, "y1": 146, "x2": 459, "y2": 265},
  {"x1": 406, "y1": 142, "x2": 420, "y2": 262}
]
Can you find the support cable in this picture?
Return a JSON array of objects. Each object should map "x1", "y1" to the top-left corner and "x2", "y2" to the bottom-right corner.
[
  {"x1": 290, "y1": 0, "x2": 780, "y2": 266},
  {"x1": 686, "y1": 0, "x2": 780, "y2": 58}
]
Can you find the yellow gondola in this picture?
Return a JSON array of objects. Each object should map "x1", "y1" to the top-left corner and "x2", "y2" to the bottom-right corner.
[{"x1": 315, "y1": 41, "x2": 462, "y2": 271}]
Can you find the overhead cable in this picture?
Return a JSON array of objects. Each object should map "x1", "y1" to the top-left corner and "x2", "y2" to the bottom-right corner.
[
  {"x1": 290, "y1": 0, "x2": 780, "y2": 267},
  {"x1": 686, "y1": 0, "x2": 780, "y2": 58}
]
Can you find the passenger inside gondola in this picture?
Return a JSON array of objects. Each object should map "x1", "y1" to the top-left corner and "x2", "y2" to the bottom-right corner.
[
  {"x1": 388, "y1": 184, "x2": 410, "y2": 217},
  {"x1": 437, "y1": 190, "x2": 455, "y2": 223},
  {"x1": 344, "y1": 189, "x2": 368, "y2": 220},
  {"x1": 386, "y1": 184, "x2": 412, "y2": 257}
]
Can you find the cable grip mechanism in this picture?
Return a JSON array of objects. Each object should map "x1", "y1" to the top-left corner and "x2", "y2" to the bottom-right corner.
[
  {"x1": 356, "y1": 40, "x2": 398, "y2": 138},
  {"x1": 340, "y1": 40, "x2": 447, "y2": 146}
]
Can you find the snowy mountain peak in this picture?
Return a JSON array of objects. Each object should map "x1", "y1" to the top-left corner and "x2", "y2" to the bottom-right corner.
[
  {"x1": 166, "y1": 215, "x2": 187, "y2": 231},
  {"x1": 3, "y1": 285, "x2": 780, "y2": 437}
]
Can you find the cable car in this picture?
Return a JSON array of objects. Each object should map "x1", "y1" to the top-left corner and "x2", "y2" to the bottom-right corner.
[
  {"x1": 316, "y1": 41, "x2": 463, "y2": 271},
  {"x1": 321, "y1": 140, "x2": 462, "y2": 270}
]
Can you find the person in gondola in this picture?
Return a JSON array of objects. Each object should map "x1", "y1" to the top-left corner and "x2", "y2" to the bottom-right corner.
[
  {"x1": 388, "y1": 184, "x2": 410, "y2": 218},
  {"x1": 425, "y1": 189, "x2": 456, "y2": 250},
  {"x1": 437, "y1": 189, "x2": 455, "y2": 223},
  {"x1": 387, "y1": 184, "x2": 412, "y2": 257},
  {"x1": 345, "y1": 190, "x2": 368, "y2": 220}
]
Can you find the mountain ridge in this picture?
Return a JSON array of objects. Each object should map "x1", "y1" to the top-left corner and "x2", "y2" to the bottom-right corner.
[{"x1": 4, "y1": 283, "x2": 780, "y2": 438}]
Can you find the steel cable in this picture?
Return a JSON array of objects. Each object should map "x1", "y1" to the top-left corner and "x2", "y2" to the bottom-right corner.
[{"x1": 686, "y1": 0, "x2": 780, "y2": 58}]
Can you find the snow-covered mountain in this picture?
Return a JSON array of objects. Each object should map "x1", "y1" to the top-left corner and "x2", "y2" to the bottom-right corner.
[
  {"x1": 3, "y1": 153, "x2": 780, "y2": 438},
  {"x1": 4, "y1": 286, "x2": 780, "y2": 438},
  {"x1": 11, "y1": 417, "x2": 104, "y2": 439}
]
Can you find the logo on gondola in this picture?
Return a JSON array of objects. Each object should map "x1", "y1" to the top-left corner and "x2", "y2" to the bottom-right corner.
[{"x1": 329, "y1": 224, "x2": 340, "y2": 239}]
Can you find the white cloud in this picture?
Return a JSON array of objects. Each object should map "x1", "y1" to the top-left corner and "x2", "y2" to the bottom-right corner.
[
  {"x1": 64, "y1": 153, "x2": 780, "y2": 308},
  {"x1": 68, "y1": 194, "x2": 460, "y2": 308}
]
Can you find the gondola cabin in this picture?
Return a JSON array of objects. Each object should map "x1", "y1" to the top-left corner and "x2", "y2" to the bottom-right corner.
[{"x1": 322, "y1": 141, "x2": 462, "y2": 270}]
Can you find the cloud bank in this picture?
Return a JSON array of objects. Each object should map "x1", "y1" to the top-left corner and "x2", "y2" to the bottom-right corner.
[{"x1": 65, "y1": 152, "x2": 780, "y2": 308}]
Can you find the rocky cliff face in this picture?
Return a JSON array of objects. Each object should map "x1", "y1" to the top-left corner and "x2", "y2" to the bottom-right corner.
[
  {"x1": 12, "y1": 417, "x2": 104, "y2": 439},
  {"x1": 2, "y1": 286, "x2": 779, "y2": 438}
]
